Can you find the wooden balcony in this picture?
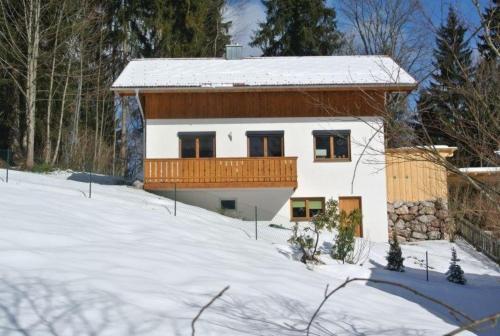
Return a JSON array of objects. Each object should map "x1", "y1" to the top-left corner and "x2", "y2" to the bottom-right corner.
[{"x1": 144, "y1": 157, "x2": 298, "y2": 189}]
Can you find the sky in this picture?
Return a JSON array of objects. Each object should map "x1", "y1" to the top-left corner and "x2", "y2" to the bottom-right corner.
[{"x1": 225, "y1": 0, "x2": 492, "y2": 58}]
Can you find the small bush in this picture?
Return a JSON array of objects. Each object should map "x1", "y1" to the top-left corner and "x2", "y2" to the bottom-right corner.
[
  {"x1": 345, "y1": 238, "x2": 371, "y2": 265},
  {"x1": 31, "y1": 162, "x2": 54, "y2": 173},
  {"x1": 386, "y1": 230, "x2": 405, "y2": 272},
  {"x1": 332, "y1": 209, "x2": 361, "y2": 263},
  {"x1": 446, "y1": 247, "x2": 466, "y2": 285},
  {"x1": 288, "y1": 199, "x2": 339, "y2": 263}
]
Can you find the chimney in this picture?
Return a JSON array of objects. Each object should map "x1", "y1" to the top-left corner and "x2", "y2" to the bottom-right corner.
[{"x1": 225, "y1": 44, "x2": 243, "y2": 60}]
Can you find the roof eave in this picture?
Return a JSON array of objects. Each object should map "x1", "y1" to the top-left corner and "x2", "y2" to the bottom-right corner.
[{"x1": 110, "y1": 83, "x2": 417, "y2": 95}]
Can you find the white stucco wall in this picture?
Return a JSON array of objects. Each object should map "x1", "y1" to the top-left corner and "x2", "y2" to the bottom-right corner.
[{"x1": 146, "y1": 117, "x2": 388, "y2": 242}]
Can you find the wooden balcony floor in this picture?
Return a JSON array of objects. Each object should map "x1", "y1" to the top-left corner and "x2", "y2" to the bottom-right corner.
[{"x1": 144, "y1": 157, "x2": 298, "y2": 189}]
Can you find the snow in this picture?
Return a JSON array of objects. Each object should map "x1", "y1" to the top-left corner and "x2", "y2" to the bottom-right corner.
[
  {"x1": 0, "y1": 169, "x2": 499, "y2": 336},
  {"x1": 111, "y1": 56, "x2": 416, "y2": 89},
  {"x1": 459, "y1": 167, "x2": 500, "y2": 174}
]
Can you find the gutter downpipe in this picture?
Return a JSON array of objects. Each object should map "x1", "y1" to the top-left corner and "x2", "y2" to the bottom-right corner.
[{"x1": 134, "y1": 89, "x2": 146, "y2": 179}]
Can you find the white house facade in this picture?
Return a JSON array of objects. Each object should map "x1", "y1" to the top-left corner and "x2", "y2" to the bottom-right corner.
[{"x1": 111, "y1": 48, "x2": 416, "y2": 243}]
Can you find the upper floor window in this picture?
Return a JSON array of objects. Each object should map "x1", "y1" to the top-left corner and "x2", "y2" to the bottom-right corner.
[
  {"x1": 178, "y1": 132, "x2": 215, "y2": 158},
  {"x1": 313, "y1": 130, "x2": 350, "y2": 161},
  {"x1": 246, "y1": 131, "x2": 284, "y2": 157}
]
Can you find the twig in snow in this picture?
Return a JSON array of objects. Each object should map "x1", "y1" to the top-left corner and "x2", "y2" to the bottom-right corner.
[
  {"x1": 305, "y1": 277, "x2": 474, "y2": 336},
  {"x1": 191, "y1": 285, "x2": 229, "y2": 336}
]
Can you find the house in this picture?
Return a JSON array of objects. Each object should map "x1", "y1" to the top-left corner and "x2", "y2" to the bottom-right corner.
[{"x1": 111, "y1": 45, "x2": 416, "y2": 242}]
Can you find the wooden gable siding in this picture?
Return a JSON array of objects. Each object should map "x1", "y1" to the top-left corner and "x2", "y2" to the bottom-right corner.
[
  {"x1": 144, "y1": 90, "x2": 385, "y2": 119},
  {"x1": 385, "y1": 149, "x2": 452, "y2": 202}
]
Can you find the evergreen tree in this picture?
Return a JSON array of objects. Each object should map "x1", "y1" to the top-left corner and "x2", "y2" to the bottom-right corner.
[
  {"x1": 446, "y1": 247, "x2": 466, "y2": 285},
  {"x1": 417, "y1": 7, "x2": 472, "y2": 148},
  {"x1": 386, "y1": 230, "x2": 405, "y2": 272},
  {"x1": 250, "y1": 0, "x2": 343, "y2": 56},
  {"x1": 478, "y1": 0, "x2": 499, "y2": 61},
  {"x1": 137, "y1": 0, "x2": 231, "y2": 58}
]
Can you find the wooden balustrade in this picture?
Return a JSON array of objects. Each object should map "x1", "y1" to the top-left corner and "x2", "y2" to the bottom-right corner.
[{"x1": 144, "y1": 157, "x2": 298, "y2": 189}]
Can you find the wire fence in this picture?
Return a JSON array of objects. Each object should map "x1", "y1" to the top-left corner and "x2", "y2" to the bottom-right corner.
[
  {"x1": 1, "y1": 158, "x2": 478, "y2": 280},
  {"x1": 167, "y1": 187, "x2": 297, "y2": 245},
  {"x1": 164, "y1": 187, "x2": 356, "y2": 248}
]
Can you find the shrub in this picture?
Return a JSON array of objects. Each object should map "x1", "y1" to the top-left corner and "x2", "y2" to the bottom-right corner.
[
  {"x1": 345, "y1": 237, "x2": 371, "y2": 265},
  {"x1": 446, "y1": 247, "x2": 466, "y2": 285},
  {"x1": 386, "y1": 230, "x2": 405, "y2": 272},
  {"x1": 288, "y1": 199, "x2": 339, "y2": 263},
  {"x1": 31, "y1": 162, "x2": 54, "y2": 173},
  {"x1": 332, "y1": 209, "x2": 361, "y2": 263}
]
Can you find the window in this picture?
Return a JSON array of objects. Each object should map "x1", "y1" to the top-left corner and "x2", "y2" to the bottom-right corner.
[
  {"x1": 178, "y1": 132, "x2": 215, "y2": 158},
  {"x1": 220, "y1": 199, "x2": 236, "y2": 210},
  {"x1": 290, "y1": 197, "x2": 325, "y2": 221},
  {"x1": 313, "y1": 130, "x2": 350, "y2": 161},
  {"x1": 246, "y1": 131, "x2": 284, "y2": 157}
]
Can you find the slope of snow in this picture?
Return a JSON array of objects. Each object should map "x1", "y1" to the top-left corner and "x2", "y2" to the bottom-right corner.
[{"x1": 0, "y1": 169, "x2": 498, "y2": 336}]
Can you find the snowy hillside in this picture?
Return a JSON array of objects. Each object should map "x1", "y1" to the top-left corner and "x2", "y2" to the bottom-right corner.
[{"x1": 0, "y1": 169, "x2": 498, "y2": 336}]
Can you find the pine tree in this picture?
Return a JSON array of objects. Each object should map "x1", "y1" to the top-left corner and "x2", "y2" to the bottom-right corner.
[
  {"x1": 417, "y1": 7, "x2": 472, "y2": 151},
  {"x1": 446, "y1": 247, "x2": 466, "y2": 285},
  {"x1": 478, "y1": 0, "x2": 499, "y2": 61},
  {"x1": 132, "y1": 0, "x2": 231, "y2": 58},
  {"x1": 250, "y1": 0, "x2": 343, "y2": 56},
  {"x1": 386, "y1": 230, "x2": 405, "y2": 272}
]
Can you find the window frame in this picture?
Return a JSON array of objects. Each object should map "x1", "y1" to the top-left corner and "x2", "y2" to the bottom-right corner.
[
  {"x1": 313, "y1": 130, "x2": 351, "y2": 162},
  {"x1": 290, "y1": 197, "x2": 325, "y2": 222},
  {"x1": 220, "y1": 199, "x2": 237, "y2": 211},
  {"x1": 246, "y1": 131, "x2": 284, "y2": 158},
  {"x1": 178, "y1": 132, "x2": 216, "y2": 158}
]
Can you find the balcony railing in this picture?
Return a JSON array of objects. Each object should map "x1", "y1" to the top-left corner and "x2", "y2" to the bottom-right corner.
[{"x1": 144, "y1": 157, "x2": 298, "y2": 189}]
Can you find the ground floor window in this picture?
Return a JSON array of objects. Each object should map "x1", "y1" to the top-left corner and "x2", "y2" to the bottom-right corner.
[
  {"x1": 220, "y1": 199, "x2": 236, "y2": 211},
  {"x1": 290, "y1": 197, "x2": 325, "y2": 221}
]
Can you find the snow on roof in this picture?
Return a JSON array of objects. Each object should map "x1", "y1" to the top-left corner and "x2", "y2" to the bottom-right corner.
[
  {"x1": 459, "y1": 167, "x2": 500, "y2": 174},
  {"x1": 111, "y1": 56, "x2": 417, "y2": 90}
]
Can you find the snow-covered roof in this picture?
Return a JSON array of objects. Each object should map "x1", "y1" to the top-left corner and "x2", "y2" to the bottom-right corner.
[
  {"x1": 459, "y1": 167, "x2": 500, "y2": 174},
  {"x1": 111, "y1": 56, "x2": 416, "y2": 90}
]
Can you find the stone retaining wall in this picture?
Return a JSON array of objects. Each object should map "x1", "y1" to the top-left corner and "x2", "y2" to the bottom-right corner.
[{"x1": 388, "y1": 199, "x2": 450, "y2": 242}]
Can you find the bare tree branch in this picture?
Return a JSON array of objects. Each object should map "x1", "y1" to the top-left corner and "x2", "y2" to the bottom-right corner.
[
  {"x1": 444, "y1": 312, "x2": 500, "y2": 336},
  {"x1": 191, "y1": 285, "x2": 230, "y2": 336},
  {"x1": 305, "y1": 277, "x2": 474, "y2": 336}
]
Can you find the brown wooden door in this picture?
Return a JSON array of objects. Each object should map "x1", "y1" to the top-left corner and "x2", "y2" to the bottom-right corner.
[{"x1": 339, "y1": 196, "x2": 363, "y2": 237}]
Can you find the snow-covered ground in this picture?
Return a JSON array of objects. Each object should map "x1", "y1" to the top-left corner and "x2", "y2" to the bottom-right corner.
[{"x1": 0, "y1": 169, "x2": 498, "y2": 336}]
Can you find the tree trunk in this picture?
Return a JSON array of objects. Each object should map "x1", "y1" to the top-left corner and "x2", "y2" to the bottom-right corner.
[
  {"x1": 25, "y1": 0, "x2": 41, "y2": 169},
  {"x1": 44, "y1": 3, "x2": 65, "y2": 164},
  {"x1": 97, "y1": 92, "x2": 106, "y2": 166},
  {"x1": 70, "y1": 53, "x2": 83, "y2": 161},
  {"x1": 120, "y1": 96, "x2": 128, "y2": 176},
  {"x1": 93, "y1": 20, "x2": 104, "y2": 170},
  {"x1": 11, "y1": 82, "x2": 24, "y2": 162},
  {"x1": 51, "y1": 59, "x2": 72, "y2": 165}
]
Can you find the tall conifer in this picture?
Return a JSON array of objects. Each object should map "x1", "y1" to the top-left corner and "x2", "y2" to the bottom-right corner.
[
  {"x1": 478, "y1": 0, "x2": 499, "y2": 61},
  {"x1": 250, "y1": 0, "x2": 343, "y2": 56},
  {"x1": 417, "y1": 8, "x2": 472, "y2": 147}
]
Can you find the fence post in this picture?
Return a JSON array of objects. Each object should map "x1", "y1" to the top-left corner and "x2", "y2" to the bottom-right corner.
[
  {"x1": 174, "y1": 183, "x2": 177, "y2": 216},
  {"x1": 425, "y1": 251, "x2": 429, "y2": 282},
  {"x1": 88, "y1": 166, "x2": 92, "y2": 199},
  {"x1": 6, "y1": 149, "x2": 9, "y2": 183},
  {"x1": 254, "y1": 206, "x2": 258, "y2": 240}
]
